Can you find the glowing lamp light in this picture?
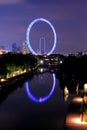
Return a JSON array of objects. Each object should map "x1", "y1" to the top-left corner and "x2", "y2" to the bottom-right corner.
[
  {"x1": 39, "y1": 68, "x2": 43, "y2": 73},
  {"x1": 84, "y1": 83, "x2": 87, "y2": 92},
  {"x1": 72, "y1": 117, "x2": 81, "y2": 124},
  {"x1": 25, "y1": 73, "x2": 56, "y2": 103},
  {"x1": 26, "y1": 18, "x2": 57, "y2": 55},
  {"x1": 72, "y1": 97, "x2": 83, "y2": 103},
  {"x1": 40, "y1": 60, "x2": 44, "y2": 64},
  {"x1": 0, "y1": 78, "x2": 6, "y2": 82},
  {"x1": 60, "y1": 60, "x2": 63, "y2": 64}
]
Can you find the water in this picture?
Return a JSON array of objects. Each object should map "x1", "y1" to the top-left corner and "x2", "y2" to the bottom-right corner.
[{"x1": 0, "y1": 69, "x2": 73, "y2": 130}]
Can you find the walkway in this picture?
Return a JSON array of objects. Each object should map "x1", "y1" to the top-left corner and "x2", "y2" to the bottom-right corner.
[{"x1": 64, "y1": 96, "x2": 87, "y2": 130}]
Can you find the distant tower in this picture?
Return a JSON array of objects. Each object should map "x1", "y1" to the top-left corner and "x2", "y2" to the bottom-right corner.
[
  {"x1": 39, "y1": 37, "x2": 46, "y2": 55},
  {"x1": 22, "y1": 41, "x2": 30, "y2": 54}
]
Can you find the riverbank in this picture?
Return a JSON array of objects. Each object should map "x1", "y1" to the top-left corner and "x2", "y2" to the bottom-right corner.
[
  {"x1": 64, "y1": 96, "x2": 87, "y2": 130},
  {"x1": 0, "y1": 67, "x2": 37, "y2": 89},
  {"x1": 0, "y1": 67, "x2": 37, "y2": 104}
]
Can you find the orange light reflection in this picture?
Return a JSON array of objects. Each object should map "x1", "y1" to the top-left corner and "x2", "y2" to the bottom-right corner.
[{"x1": 72, "y1": 97, "x2": 83, "y2": 103}]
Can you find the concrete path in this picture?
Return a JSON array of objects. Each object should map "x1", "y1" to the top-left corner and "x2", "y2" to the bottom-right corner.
[{"x1": 64, "y1": 96, "x2": 87, "y2": 130}]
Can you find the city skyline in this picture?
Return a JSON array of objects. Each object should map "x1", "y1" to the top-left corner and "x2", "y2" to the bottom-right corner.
[{"x1": 0, "y1": 0, "x2": 87, "y2": 54}]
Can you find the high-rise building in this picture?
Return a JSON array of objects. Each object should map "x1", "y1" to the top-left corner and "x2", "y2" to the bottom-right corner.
[
  {"x1": 22, "y1": 41, "x2": 30, "y2": 54},
  {"x1": 12, "y1": 43, "x2": 21, "y2": 53},
  {"x1": 39, "y1": 37, "x2": 46, "y2": 55},
  {"x1": 0, "y1": 46, "x2": 8, "y2": 54}
]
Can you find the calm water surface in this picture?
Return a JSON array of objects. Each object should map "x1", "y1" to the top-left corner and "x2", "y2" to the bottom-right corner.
[{"x1": 0, "y1": 71, "x2": 74, "y2": 130}]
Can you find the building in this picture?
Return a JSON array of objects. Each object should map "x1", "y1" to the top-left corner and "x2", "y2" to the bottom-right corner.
[
  {"x1": 0, "y1": 48, "x2": 8, "y2": 54},
  {"x1": 22, "y1": 41, "x2": 30, "y2": 54}
]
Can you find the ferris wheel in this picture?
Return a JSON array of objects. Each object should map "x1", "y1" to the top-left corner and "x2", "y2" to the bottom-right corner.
[{"x1": 26, "y1": 18, "x2": 57, "y2": 55}]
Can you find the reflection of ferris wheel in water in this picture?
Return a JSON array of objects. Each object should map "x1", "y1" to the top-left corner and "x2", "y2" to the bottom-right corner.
[
  {"x1": 26, "y1": 18, "x2": 57, "y2": 55},
  {"x1": 25, "y1": 73, "x2": 56, "y2": 103}
]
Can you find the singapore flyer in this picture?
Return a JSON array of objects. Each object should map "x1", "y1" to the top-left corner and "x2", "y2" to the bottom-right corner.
[
  {"x1": 25, "y1": 73, "x2": 56, "y2": 103},
  {"x1": 26, "y1": 18, "x2": 57, "y2": 55}
]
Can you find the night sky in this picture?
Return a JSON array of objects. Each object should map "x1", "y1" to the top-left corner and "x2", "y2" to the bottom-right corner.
[{"x1": 0, "y1": 0, "x2": 87, "y2": 54}]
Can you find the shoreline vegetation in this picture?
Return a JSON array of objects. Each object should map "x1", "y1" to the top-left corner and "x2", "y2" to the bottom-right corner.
[{"x1": 0, "y1": 52, "x2": 87, "y2": 93}]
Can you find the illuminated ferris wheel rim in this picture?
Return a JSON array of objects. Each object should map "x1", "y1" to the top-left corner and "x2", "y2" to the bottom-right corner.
[
  {"x1": 26, "y1": 18, "x2": 57, "y2": 55},
  {"x1": 25, "y1": 73, "x2": 56, "y2": 103}
]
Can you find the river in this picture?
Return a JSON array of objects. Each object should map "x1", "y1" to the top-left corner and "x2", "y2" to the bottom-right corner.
[{"x1": 0, "y1": 68, "x2": 74, "y2": 130}]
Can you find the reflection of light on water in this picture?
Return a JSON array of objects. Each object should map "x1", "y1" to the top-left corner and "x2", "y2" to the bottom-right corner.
[
  {"x1": 25, "y1": 73, "x2": 56, "y2": 103},
  {"x1": 39, "y1": 68, "x2": 43, "y2": 73},
  {"x1": 64, "y1": 94, "x2": 69, "y2": 102},
  {"x1": 64, "y1": 86, "x2": 69, "y2": 101},
  {"x1": 39, "y1": 74, "x2": 44, "y2": 81}
]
